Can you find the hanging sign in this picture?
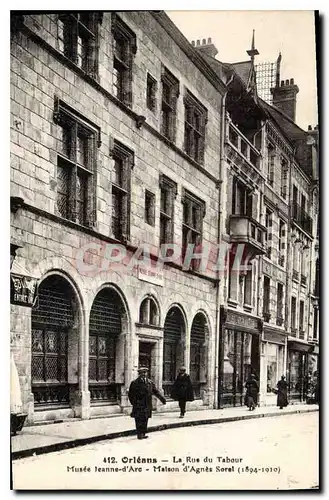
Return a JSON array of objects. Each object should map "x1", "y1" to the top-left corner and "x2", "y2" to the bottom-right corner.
[{"x1": 10, "y1": 274, "x2": 38, "y2": 307}]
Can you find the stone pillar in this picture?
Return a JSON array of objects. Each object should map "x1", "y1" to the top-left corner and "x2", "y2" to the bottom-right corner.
[
  {"x1": 259, "y1": 341, "x2": 267, "y2": 406},
  {"x1": 75, "y1": 307, "x2": 90, "y2": 420}
]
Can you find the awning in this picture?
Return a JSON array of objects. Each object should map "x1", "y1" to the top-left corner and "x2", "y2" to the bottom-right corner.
[{"x1": 287, "y1": 340, "x2": 312, "y2": 353}]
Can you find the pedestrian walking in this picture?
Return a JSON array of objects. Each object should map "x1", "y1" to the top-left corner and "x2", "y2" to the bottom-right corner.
[
  {"x1": 171, "y1": 366, "x2": 194, "y2": 418},
  {"x1": 276, "y1": 375, "x2": 289, "y2": 409},
  {"x1": 244, "y1": 373, "x2": 259, "y2": 411},
  {"x1": 128, "y1": 366, "x2": 166, "y2": 439}
]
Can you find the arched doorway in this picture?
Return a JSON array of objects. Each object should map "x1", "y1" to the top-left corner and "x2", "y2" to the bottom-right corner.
[
  {"x1": 89, "y1": 288, "x2": 125, "y2": 405},
  {"x1": 163, "y1": 306, "x2": 185, "y2": 398},
  {"x1": 190, "y1": 313, "x2": 208, "y2": 398},
  {"x1": 31, "y1": 274, "x2": 79, "y2": 408}
]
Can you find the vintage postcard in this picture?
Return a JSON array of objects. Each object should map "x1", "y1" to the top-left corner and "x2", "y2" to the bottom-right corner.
[{"x1": 10, "y1": 9, "x2": 319, "y2": 490}]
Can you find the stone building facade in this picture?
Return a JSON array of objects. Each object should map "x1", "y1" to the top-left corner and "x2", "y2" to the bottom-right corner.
[
  {"x1": 10, "y1": 11, "x2": 226, "y2": 423},
  {"x1": 192, "y1": 36, "x2": 319, "y2": 407},
  {"x1": 10, "y1": 12, "x2": 319, "y2": 424}
]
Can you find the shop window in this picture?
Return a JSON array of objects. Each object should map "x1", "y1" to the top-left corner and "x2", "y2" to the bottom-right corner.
[
  {"x1": 146, "y1": 73, "x2": 157, "y2": 112},
  {"x1": 111, "y1": 14, "x2": 136, "y2": 106},
  {"x1": 267, "y1": 344, "x2": 284, "y2": 393},
  {"x1": 182, "y1": 189, "x2": 205, "y2": 271},
  {"x1": 159, "y1": 174, "x2": 177, "y2": 245},
  {"x1": 144, "y1": 190, "x2": 155, "y2": 226},
  {"x1": 139, "y1": 297, "x2": 159, "y2": 326},
  {"x1": 110, "y1": 140, "x2": 134, "y2": 241},
  {"x1": 184, "y1": 90, "x2": 207, "y2": 164},
  {"x1": 161, "y1": 66, "x2": 179, "y2": 142},
  {"x1": 57, "y1": 13, "x2": 101, "y2": 78},
  {"x1": 54, "y1": 99, "x2": 99, "y2": 227}
]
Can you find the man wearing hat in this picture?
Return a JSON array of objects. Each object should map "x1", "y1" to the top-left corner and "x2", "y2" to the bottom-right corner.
[
  {"x1": 171, "y1": 366, "x2": 194, "y2": 418},
  {"x1": 128, "y1": 366, "x2": 166, "y2": 439}
]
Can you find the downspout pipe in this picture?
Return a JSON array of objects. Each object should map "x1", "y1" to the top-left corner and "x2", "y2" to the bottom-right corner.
[{"x1": 214, "y1": 76, "x2": 232, "y2": 409}]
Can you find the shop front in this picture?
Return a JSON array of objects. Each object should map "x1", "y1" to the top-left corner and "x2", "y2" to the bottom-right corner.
[
  {"x1": 287, "y1": 339, "x2": 313, "y2": 402},
  {"x1": 262, "y1": 327, "x2": 287, "y2": 406},
  {"x1": 219, "y1": 307, "x2": 261, "y2": 408}
]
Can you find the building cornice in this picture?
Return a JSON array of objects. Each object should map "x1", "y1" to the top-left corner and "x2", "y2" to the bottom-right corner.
[
  {"x1": 16, "y1": 22, "x2": 219, "y2": 186},
  {"x1": 151, "y1": 11, "x2": 227, "y2": 96}
]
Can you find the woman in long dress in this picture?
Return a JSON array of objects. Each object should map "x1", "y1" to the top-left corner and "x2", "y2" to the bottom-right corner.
[
  {"x1": 245, "y1": 374, "x2": 259, "y2": 410},
  {"x1": 276, "y1": 375, "x2": 289, "y2": 409}
]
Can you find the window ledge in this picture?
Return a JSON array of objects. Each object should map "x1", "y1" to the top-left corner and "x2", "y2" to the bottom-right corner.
[
  {"x1": 135, "y1": 323, "x2": 163, "y2": 331},
  {"x1": 227, "y1": 299, "x2": 238, "y2": 308}
]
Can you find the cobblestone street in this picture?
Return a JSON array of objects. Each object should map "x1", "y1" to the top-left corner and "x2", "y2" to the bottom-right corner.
[{"x1": 12, "y1": 412, "x2": 318, "y2": 490}]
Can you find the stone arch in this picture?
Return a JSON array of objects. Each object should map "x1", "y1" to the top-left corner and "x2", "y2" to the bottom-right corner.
[
  {"x1": 88, "y1": 283, "x2": 130, "y2": 406},
  {"x1": 139, "y1": 294, "x2": 161, "y2": 326},
  {"x1": 190, "y1": 311, "x2": 210, "y2": 398},
  {"x1": 162, "y1": 304, "x2": 187, "y2": 397},
  {"x1": 31, "y1": 272, "x2": 83, "y2": 411}
]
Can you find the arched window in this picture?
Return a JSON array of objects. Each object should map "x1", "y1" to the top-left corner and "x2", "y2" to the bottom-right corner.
[
  {"x1": 139, "y1": 297, "x2": 159, "y2": 326},
  {"x1": 163, "y1": 307, "x2": 185, "y2": 397},
  {"x1": 190, "y1": 313, "x2": 207, "y2": 398},
  {"x1": 31, "y1": 275, "x2": 77, "y2": 407},
  {"x1": 89, "y1": 288, "x2": 125, "y2": 404}
]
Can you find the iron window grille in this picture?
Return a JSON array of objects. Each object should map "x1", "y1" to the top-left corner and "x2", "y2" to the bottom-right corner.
[
  {"x1": 54, "y1": 98, "x2": 100, "y2": 227},
  {"x1": 110, "y1": 139, "x2": 134, "y2": 241},
  {"x1": 161, "y1": 66, "x2": 179, "y2": 142},
  {"x1": 111, "y1": 13, "x2": 137, "y2": 107},
  {"x1": 184, "y1": 90, "x2": 207, "y2": 164},
  {"x1": 57, "y1": 13, "x2": 101, "y2": 78},
  {"x1": 146, "y1": 73, "x2": 157, "y2": 112},
  {"x1": 159, "y1": 174, "x2": 177, "y2": 245},
  {"x1": 182, "y1": 188, "x2": 205, "y2": 271}
]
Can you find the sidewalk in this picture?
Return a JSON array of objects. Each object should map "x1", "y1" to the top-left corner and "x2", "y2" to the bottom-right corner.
[{"x1": 11, "y1": 403, "x2": 318, "y2": 460}]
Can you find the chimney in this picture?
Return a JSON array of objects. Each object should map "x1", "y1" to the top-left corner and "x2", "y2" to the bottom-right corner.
[
  {"x1": 270, "y1": 77, "x2": 299, "y2": 122},
  {"x1": 191, "y1": 37, "x2": 218, "y2": 58}
]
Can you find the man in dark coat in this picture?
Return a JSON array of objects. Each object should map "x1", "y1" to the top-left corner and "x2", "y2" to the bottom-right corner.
[
  {"x1": 128, "y1": 367, "x2": 166, "y2": 439},
  {"x1": 171, "y1": 367, "x2": 194, "y2": 418},
  {"x1": 276, "y1": 375, "x2": 289, "y2": 409},
  {"x1": 245, "y1": 373, "x2": 259, "y2": 410}
]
